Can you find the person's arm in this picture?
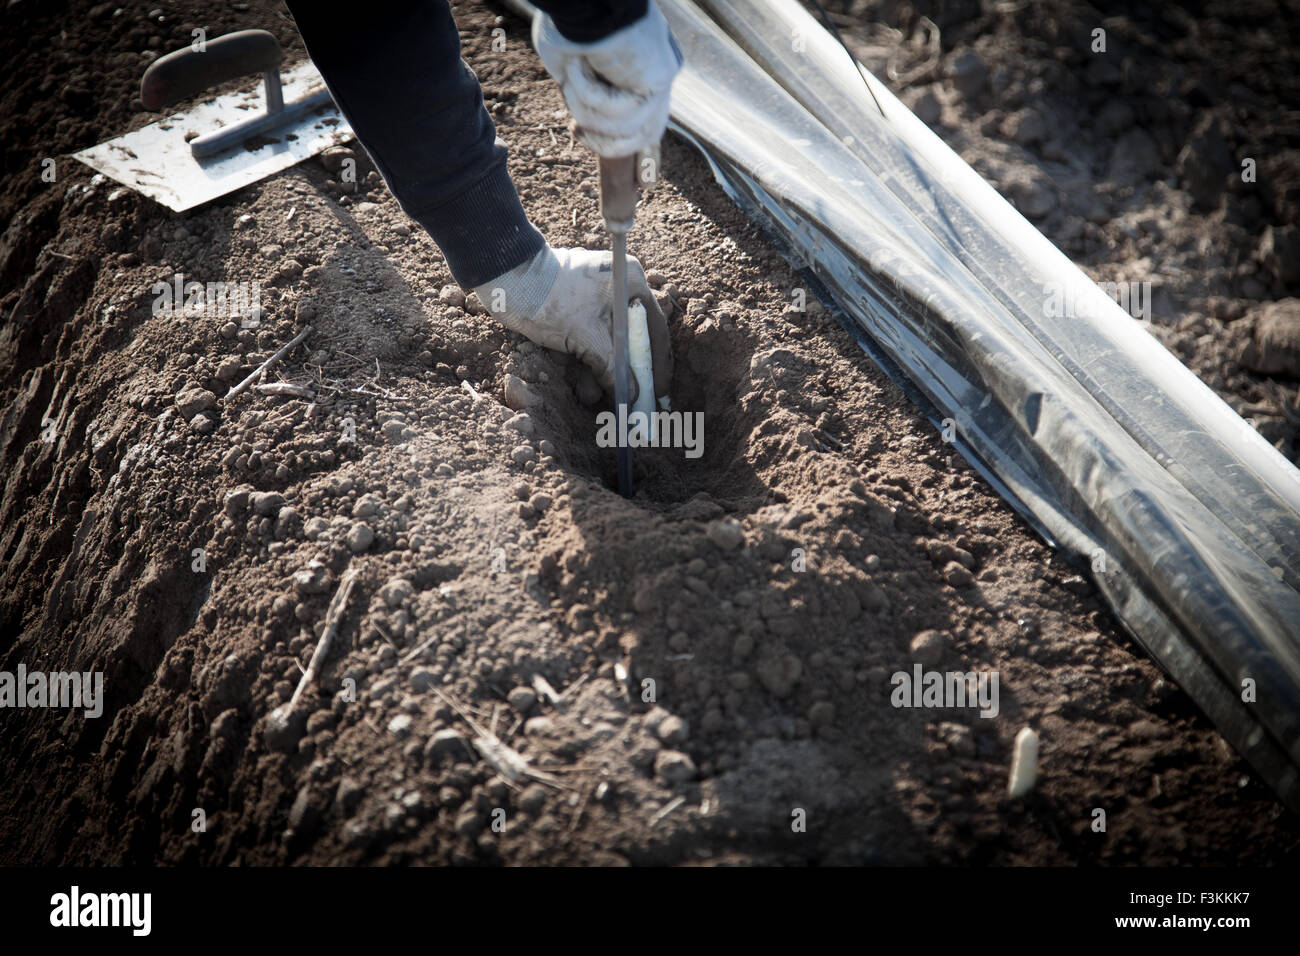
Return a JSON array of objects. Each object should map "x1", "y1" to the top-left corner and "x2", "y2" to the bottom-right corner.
[
  {"x1": 284, "y1": 0, "x2": 545, "y2": 289},
  {"x1": 287, "y1": 0, "x2": 676, "y2": 401}
]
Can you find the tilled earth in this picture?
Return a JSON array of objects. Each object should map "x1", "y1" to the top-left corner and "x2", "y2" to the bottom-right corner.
[{"x1": 0, "y1": 0, "x2": 1297, "y2": 865}]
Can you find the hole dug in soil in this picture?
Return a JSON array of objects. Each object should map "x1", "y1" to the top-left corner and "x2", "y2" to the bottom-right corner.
[{"x1": 548, "y1": 317, "x2": 767, "y2": 507}]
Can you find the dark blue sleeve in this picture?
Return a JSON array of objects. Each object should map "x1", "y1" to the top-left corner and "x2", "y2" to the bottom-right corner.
[
  {"x1": 531, "y1": 0, "x2": 648, "y2": 41},
  {"x1": 286, "y1": 0, "x2": 546, "y2": 288}
]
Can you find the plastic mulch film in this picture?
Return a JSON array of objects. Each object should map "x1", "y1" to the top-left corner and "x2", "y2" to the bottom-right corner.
[
  {"x1": 507, "y1": 0, "x2": 1300, "y2": 809},
  {"x1": 651, "y1": 0, "x2": 1300, "y2": 810}
]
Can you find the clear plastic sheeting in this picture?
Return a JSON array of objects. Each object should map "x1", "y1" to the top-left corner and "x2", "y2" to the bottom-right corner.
[
  {"x1": 653, "y1": 0, "x2": 1300, "y2": 809},
  {"x1": 507, "y1": 0, "x2": 1300, "y2": 809}
]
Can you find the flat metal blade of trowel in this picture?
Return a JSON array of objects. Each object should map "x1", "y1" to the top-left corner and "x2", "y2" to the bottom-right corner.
[{"x1": 73, "y1": 30, "x2": 353, "y2": 212}]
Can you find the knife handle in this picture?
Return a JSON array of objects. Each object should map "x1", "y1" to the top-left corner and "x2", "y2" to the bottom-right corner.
[
  {"x1": 141, "y1": 30, "x2": 283, "y2": 111},
  {"x1": 598, "y1": 155, "x2": 639, "y2": 232}
]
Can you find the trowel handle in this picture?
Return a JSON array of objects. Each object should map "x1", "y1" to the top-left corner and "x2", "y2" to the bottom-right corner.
[
  {"x1": 141, "y1": 30, "x2": 283, "y2": 111},
  {"x1": 598, "y1": 155, "x2": 639, "y2": 231}
]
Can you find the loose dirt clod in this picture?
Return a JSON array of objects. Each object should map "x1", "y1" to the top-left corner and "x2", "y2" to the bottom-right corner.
[{"x1": 1240, "y1": 300, "x2": 1300, "y2": 377}]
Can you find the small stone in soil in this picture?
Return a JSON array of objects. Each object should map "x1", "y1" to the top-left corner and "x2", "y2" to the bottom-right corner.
[
  {"x1": 654, "y1": 750, "x2": 697, "y2": 783},
  {"x1": 250, "y1": 491, "x2": 284, "y2": 517},
  {"x1": 503, "y1": 374, "x2": 540, "y2": 410},
  {"x1": 706, "y1": 518, "x2": 745, "y2": 551},
  {"x1": 505, "y1": 412, "x2": 534, "y2": 435},
  {"x1": 293, "y1": 561, "x2": 331, "y2": 595},
  {"x1": 347, "y1": 523, "x2": 375, "y2": 552},
  {"x1": 387, "y1": 714, "x2": 414, "y2": 738},
  {"x1": 943, "y1": 561, "x2": 974, "y2": 588},
  {"x1": 425, "y1": 729, "x2": 469, "y2": 766},
  {"x1": 264, "y1": 705, "x2": 307, "y2": 753},
  {"x1": 381, "y1": 576, "x2": 413, "y2": 608},
  {"x1": 176, "y1": 386, "x2": 216, "y2": 420},
  {"x1": 655, "y1": 714, "x2": 689, "y2": 745},
  {"x1": 508, "y1": 686, "x2": 537, "y2": 713},
  {"x1": 910, "y1": 629, "x2": 947, "y2": 666},
  {"x1": 224, "y1": 487, "x2": 251, "y2": 516}
]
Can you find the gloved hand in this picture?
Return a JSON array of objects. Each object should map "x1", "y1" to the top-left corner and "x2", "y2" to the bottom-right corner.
[
  {"x1": 474, "y1": 246, "x2": 673, "y2": 401},
  {"x1": 532, "y1": 1, "x2": 683, "y2": 158}
]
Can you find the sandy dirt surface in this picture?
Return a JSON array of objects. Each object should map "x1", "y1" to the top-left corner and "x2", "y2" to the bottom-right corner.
[{"x1": 0, "y1": 0, "x2": 1297, "y2": 865}]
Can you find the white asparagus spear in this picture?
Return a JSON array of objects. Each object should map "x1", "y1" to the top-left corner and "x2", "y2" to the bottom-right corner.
[{"x1": 1008, "y1": 726, "x2": 1040, "y2": 797}]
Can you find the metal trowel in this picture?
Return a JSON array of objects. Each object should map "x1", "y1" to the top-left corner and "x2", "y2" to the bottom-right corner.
[{"x1": 73, "y1": 30, "x2": 354, "y2": 212}]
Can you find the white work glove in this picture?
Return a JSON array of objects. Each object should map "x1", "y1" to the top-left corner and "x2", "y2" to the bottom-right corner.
[
  {"x1": 475, "y1": 246, "x2": 673, "y2": 401},
  {"x1": 532, "y1": 1, "x2": 683, "y2": 158}
]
